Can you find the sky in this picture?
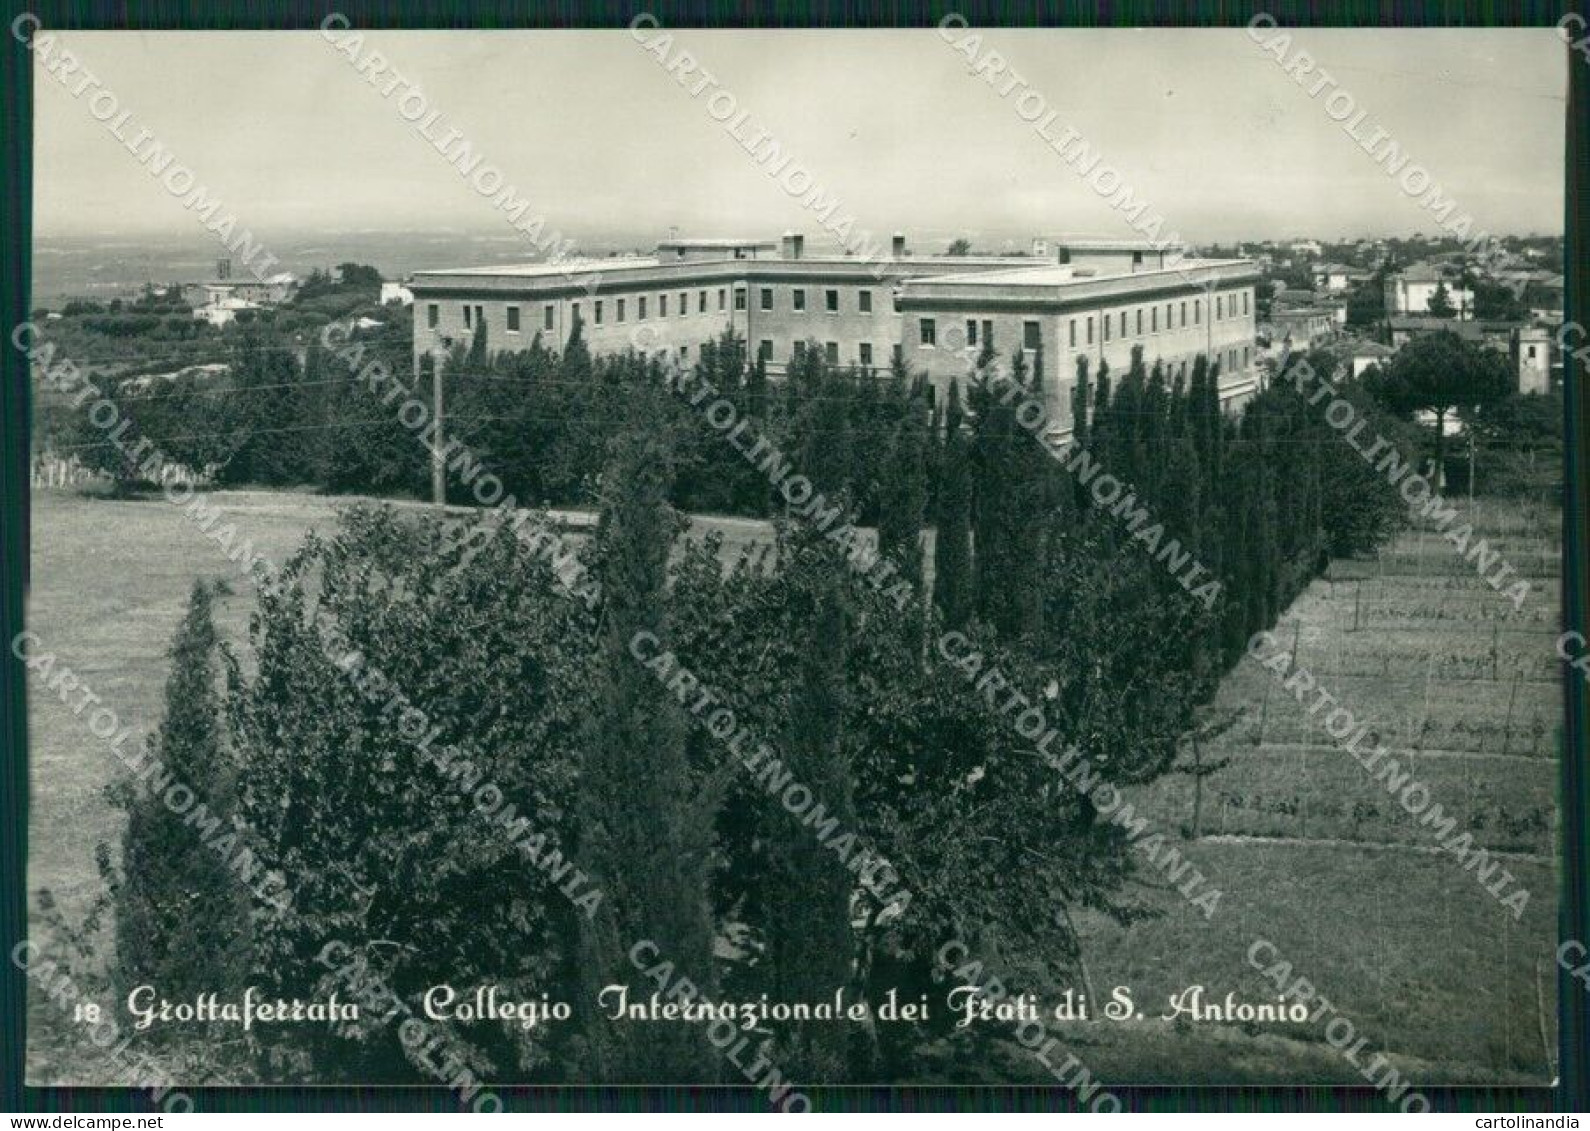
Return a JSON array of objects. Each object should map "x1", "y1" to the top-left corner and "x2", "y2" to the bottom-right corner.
[{"x1": 31, "y1": 27, "x2": 1567, "y2": 251}]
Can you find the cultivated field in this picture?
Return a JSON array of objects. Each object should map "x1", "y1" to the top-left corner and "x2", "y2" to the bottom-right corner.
[{"x1": 1071, "y1": 499, "x2": 1562, "y2": 1086}]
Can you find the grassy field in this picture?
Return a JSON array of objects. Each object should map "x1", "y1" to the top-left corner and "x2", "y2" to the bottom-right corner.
[
  {"x1": 23, "y1": 487, "x2": 775, "y2": 1083},
  {"x1": 24, "y1": 487, "x2": 1565, "y2": 1086}
]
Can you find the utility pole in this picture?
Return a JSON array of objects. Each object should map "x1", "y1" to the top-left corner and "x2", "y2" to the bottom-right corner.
[
  {"x1": 1468, "y1": 422, "x2": 1476, "y2": 508},
  {"x1": 431, "y1": 352, "x2": 446, "y2": 506}
]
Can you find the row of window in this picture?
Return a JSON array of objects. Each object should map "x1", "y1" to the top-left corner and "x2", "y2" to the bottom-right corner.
[
  {"x1": 431, "y1": 287, "x2": 1251, "y2": 343},
  {"x1": 915, "y1": 291, "x2": 1251, "y2": 352},
  {"x1": 646, "y1": 337, "x2": 1248, "y2": 377},
  {"x1": 919, "y1": 318, "x2": 1044, "y2": 351},
  {"x1": 431, "y1": 286, "x2": 751, "y2": 334},
  {"x1": 754, "y1": 340, "x2": 905, "y2": 366},
  {"x1": 756, "y1": 287, "x2": 876, "y2": 314}
]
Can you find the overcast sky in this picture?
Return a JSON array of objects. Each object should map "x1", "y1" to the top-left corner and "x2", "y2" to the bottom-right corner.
[{"x1": 33, "y1": 28, "x2": 1566, "y2": 248}]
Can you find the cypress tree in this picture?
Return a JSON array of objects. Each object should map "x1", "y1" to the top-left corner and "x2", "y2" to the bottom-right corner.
[
  {"x1": 877, "y1": 396, "x2": 929, "y2": 589},
  {"x1": 108, "y1": 580, "x2": 246, "y2": 1016},
  {"x1": 933, "y1": 380, "x2": 975, "y2": 628},
  {"x1": 763, "y1": 557, "x2": 857, "y2": 1080},
  {"x1": 576, "y1": 419, "x2": 717, "y2": 1083},
  {"x1": 466, "y1": 318, "x2": 489, "y2": 367}
]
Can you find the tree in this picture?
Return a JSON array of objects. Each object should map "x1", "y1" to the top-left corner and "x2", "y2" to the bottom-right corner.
[
  {"x1": 231, "y1": 507, "x2": 591, "y2": 1082},
  {"x1": 933, "y1": 381, "x2": 975, "y2": 628},
  {"x1": 1472, "y1": 281, "x2": 1525, "y2": 321},
  {"x1": 106, "y1": 581, "x2": 246, "y2": 1017},
  {"x1": 761, "y1": 550, "x2": 857, "y2": 1079},
  {"x1": 1426, "y1": 281, "x2": 1456, "y2": 319},
  {"x1": 876, "y1": 395, "x2": 929, "y2": 588},
  {"x1": 575, "y1": 416, "x2": 718, "y2": 1083},
  {"x1": 945, "y1": 238, "x2": 972, "y2": 256},
  {"x1": 1377, "y1": 330, "x2": 1514, "y2": 487}
]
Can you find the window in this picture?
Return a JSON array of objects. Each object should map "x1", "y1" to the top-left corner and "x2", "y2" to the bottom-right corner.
[
  {"x1": 825, "y1": 341, "x2": 839, "y2": 364},
  {"x1": 793, "y1": 289, "x2": 807, "y2": 312},
  {"x1": 892, "y1": 343, "x2": 903, "y2": 366},
  {"x1": 734, "y1": 288, "x2": 746, "y2": 311},
  {"x1": 825, "y1": 289, "x2": 839, "y2": 313},
  {"x1": 1132, "y1": 250, "x2": 1144, "y2": 268},
  {"x1": 476, "y1": 305, "x2": 484, "y2": 327},
  {"x1": 680, "y1": 344, "x2": 689, "y2": 360},
  {"x1": 966, "y1": 320, "x2": 978, "y2": 347},
  {"x1": 1087, "y1": 315, "x2": 1094, "y2": 344},
  {"x1": 1194, "y1": 299, "x2": 1201, "y2": 325},
  {"x1": 1180, "y1": 301, "x2": 1186, "y2": 327},
  {"x1": 760, "y1": 288, "x2": 773, "y2": 311},
  {"x1": 859, "y1": 290, "x2": 872, "y2": 313},
  {"x1": 572, "y1": 302, "x2": 580, "y2": 325},
  {"x1": 1151, "y1": 307, "x2": 1157, "y2": 333},
  {"x1": 1136, "y1": 309, "x2": 1143, "y2": 335},
  {"x1": 545, "y1": 304, "x2": 555, "y2": 330},
  {"x1": 1103, "y1": 315, "x2": 1111, "y2": 343},
  {"x1": 758, "y1": 339, "x2": 773, "y2": 360},
  {"x1": 718, "y1": 289, "x2": 726, "y2": 311},
  {"x1": 679, "y1": 292, "x2": 688, "y2": 317},
  {"x1": 506, "y1": 305, "x2": 521, "y2": 333},
  {"x1": 982, "y1": 320, "x2": 992, "y2": 347},
  {"x1": 1166, "y1": 302, "x2": 1173, "y2": 328},
  {"x1": 1242, "y1": 291, "x2": 1250, "y2": 316},
  {"x1": 1023, "y1": 320, "x2": 1041, "y2": 350},
  {"x1": 1069, "y1": 319, "x2": 1076, "y2": 348},
  {"x1": 859, "y1": 342, "x2": 873, "y2": 366},
  {"x1": 1217, "y1": 296, "x2": 1224, "y2": 320},
  {"x1": 463, "y1": 304, "x2": 473, "y2": 329},
  {"x1": 639, "y1": 296, "x2": 648, "y2": 320},
  {"x1": 617, "y1": 298, "x2": 626, "y2": 323},
  {"x1": 920, "y1": 318, "x2": 937, "y2": 347},
  {"x1": 426, "y1": 303, "x2": 438, "y2": 329},
  {"x1": 660, "y1": 294, "x2": 668, "y2": 317},
  {"x1": 793, "y1": 341, "x2": 806, "y2": 361},
  {"x1": 594, "y1": 300, "x2": 604, "y2": 326},
  {"x1": 698, "y1": 290, "x2": 707, "y2": 314},
  {"x1": 1119, "y1": 312, "x2": 1126, "y2": 338},
  {"x1": 1243, "y1": 346, "x2": 1251, "y2": 368}
]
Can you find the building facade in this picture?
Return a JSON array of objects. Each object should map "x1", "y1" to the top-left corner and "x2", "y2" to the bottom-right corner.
[
  {"x1": 1384, "y1": 264, "x2": 1474, "y2": 320},
  {"x1": 409, "y1": 235, "x2": 1260, "y2": 441}
]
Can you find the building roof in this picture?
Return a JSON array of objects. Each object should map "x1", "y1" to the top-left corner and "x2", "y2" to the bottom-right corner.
[
  {"x1": 1386, "y1": 316, "x2": 1521, "y2": 342},
  {"x1": 656, "y1": 238, "x2": 776, "y2": 250},
  {"x1": 1397, "y1": 264, "x2": 1449, "y2": 283},
  {"x1": 426, "y1": 256, "x2": 662, "y2": 278},
  {"x1": 1349, "y1": 340, "x2": 1394, "y2": 358},
  {"x1": 1048, "y1": 236, "x2": 1182, "y2": 253},
  {"x1": 909, "y1": 257, "x2": 1245, "y2": 288}
]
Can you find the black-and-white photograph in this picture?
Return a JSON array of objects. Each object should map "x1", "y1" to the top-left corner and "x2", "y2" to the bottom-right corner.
[{"x1": 10, "y1": 16, "x2": 1577, "y2": 1111}]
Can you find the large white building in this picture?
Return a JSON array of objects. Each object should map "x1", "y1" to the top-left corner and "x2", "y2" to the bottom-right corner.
[{"x1": 409, "y1": 234, "x2": 1261, "y2": 443}]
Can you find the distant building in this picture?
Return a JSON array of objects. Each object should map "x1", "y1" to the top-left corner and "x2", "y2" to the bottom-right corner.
[
  {"x1": 1383, "y1": 264, "x2": 1473, "y2": 320},
  {"x1": 1269, "y1": 304, "x2": 1335, "y2": 349},
  {"x1": 1385, "y1": 317, "x2": 1555, "y2": 394},
  {"x1": 409, "y1": 233, "x2": 1262, "y2": 444},
  {"x1": 1515, "y1": 324, "x2": 1552, "y2": 394},
  {"x1": 1311, "y1": 263, "x2": 1355, "y2": 292},
  {"x1": 1347, "y1": 339, "x2": 1394, "y2": 378},
  {"x1": 192, "y1": 296, "x2": 259, "y2": 327}
]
